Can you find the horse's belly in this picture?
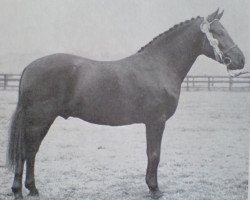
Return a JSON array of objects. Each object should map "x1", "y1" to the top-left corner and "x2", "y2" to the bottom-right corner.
[
  {"x1": 67, "y1": 97, "x2": 142, "y2": 126},
  {"x1": 71, "y1": 108, "x2": 139, "y2": 126}
]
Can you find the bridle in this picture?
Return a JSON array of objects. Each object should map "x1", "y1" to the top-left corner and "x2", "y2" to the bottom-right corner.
[
  {"x1": 200, "y1": 18, "x2": 238, "y2": 66},
  {"x1": 200, "y1": 17, "x2": 249, "y2": 77}
]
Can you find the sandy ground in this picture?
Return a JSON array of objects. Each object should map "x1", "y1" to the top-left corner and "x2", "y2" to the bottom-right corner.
[{"x1": 0, "y1": 91, "x2": 249, "y2": 200}]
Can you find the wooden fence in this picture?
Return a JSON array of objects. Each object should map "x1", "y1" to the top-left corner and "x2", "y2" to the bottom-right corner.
[
  {"x1": 0, "y1": 74, "x2": 250, "y2": 91},
  {"x1": 183, "y1": 75, "x2": 250, "y2": 91},
  {"x1": 0, "y1": 74, "x2": 20, "y2": 90}
]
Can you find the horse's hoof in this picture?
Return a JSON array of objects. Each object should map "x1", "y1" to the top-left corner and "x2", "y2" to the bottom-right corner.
[
  {"x1": 28, "y1": 189, "x2": 39, "y2": 197},
  {"x1": 14, "y1": 193, "x2": 23, "y2": 200},
  {"x1": 12, "y1": 185, "x2": 23, "y2": 199},
  {"x1": 149, "y1": 190, "x2": 164, "y2": 199}
]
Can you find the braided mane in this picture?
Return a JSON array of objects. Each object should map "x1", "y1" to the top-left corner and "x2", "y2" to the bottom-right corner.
[{"x1": 137, "y1": 16, "x2": 201, "y2": 53}]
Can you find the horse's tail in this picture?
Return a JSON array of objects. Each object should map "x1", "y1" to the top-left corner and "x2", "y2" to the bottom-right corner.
[
  {"x1": 6, "y1": 101, "x2": 26, "y2": 171},
  {"x1": 6, "y1": 69, "x2": 27, "y2": 171}
]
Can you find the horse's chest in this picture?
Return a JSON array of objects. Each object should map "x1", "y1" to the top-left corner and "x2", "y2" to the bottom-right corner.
[{"x1": 144, "y1": 90, "x2": 179, "y2": 121}]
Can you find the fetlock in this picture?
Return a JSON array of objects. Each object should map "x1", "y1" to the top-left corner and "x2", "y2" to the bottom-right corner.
[
  {"x1": 25, "y1": 181, "x2": 39, "y2": 196},
  {"x1": 12, "y1": 184, "x2": 23, "y2": 199}
]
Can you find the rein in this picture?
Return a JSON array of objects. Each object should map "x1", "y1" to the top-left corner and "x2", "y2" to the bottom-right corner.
[{"x1": 200, "y1": 18, "x2": 249, "y2": 77}]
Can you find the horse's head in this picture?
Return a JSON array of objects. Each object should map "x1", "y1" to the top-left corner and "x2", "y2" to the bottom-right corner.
[{"x1": 201, "y1": 9, "x2": 245, "y2": 72}]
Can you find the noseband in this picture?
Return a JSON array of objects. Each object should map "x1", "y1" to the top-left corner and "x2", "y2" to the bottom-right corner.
[{"x1": 200, "y1": 18, "x2": 237, "y2": 66}]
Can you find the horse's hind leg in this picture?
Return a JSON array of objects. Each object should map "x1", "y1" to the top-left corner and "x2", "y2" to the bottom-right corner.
[
  {"x1": 12, "y1": 157, "x2": 25, "y2": 199},
  {"x1": 24, "y1": 105, "x2": 56, "y2": 196},
  {"x1": 145, "y1": 121, "x2": 165, "y2": 199},
  {"x1": 25, "y1": 155, "x2": 38, "y2": 196},
  {"x1": 24, "y1": 123, "x2": 54, "y2": 196}
]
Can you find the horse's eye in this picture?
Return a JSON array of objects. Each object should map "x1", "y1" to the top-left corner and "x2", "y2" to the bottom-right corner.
[{"x1": 223, "y1": 57, "x2": 232, "y2": 65}]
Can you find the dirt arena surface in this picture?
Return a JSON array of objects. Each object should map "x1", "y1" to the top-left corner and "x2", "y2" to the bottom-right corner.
[{"x1": 0, "y1": 91, "x2": 249, "y2": 200}]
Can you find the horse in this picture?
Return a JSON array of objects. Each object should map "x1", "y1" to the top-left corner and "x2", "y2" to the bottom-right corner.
[{"x1": 7, "y1": 9, "x2": 245, "y2": 199}]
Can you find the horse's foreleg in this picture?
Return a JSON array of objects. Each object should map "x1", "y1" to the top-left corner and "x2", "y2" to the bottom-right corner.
[{"x1": 145, "y1": 121, "x2": 165, "y2": 198}]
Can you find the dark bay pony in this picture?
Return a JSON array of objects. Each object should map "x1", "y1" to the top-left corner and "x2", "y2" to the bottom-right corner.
[{"x1": 7, "y1": 9, "x2": 245, "y2": 199}]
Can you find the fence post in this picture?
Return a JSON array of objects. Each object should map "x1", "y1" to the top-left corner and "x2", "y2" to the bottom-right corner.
[
  {"x1": 208, "y1": 76, "x2": 211, "y2": 91},
  {"x1": 229, "y1": 77, "x2": 233, "y2": 91},
  {"x1": 248, "y1": 79, "x2": 250, "y2": 91},
  {"x1": 3, "y1": 74, "x2": 7, "y2": 90},
  {"x1": 186, "y1": 76, "x2": 189, "y2": 91}
]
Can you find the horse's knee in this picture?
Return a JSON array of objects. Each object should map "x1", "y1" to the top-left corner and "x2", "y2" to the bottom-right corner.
[{"x1": 148, "y1": 152, "x2": 160, "y2": 165}]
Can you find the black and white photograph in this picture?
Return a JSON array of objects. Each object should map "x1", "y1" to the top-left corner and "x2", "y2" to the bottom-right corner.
[{"x1": 0, "y1": 0, "x2": 249, "y2": 199}]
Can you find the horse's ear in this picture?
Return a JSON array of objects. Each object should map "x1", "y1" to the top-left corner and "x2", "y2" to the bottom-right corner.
[
  {"x1": 207, "y1": 8, "x2": 220, "y2": 22},
  {"x1": 217, "y1": 10, "x2": 224, "y2": 20}
]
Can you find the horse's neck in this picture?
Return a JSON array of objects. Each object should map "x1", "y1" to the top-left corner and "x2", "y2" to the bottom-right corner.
[{"x1": 141, "y1": 19, "x2": 203, "y2": 82}]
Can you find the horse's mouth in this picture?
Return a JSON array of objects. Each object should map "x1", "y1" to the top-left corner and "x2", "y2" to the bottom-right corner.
[
  {"x1": 226, "y1": 60, "x2": 244, "y2": 70},
  {"x1": 227, "y1": 66, "x2": 242, "y2": 71},
  {"x1": 227, "y1": 67, "x2": 250, "y2": 77},
  {"x1": 225, "y1": 60, "x2": 250, "y2": 77}
]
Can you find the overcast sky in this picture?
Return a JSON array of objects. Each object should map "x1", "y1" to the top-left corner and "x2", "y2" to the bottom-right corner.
[{"x1": 0, "y1": 0, "x2": 249, "y2": 74}]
